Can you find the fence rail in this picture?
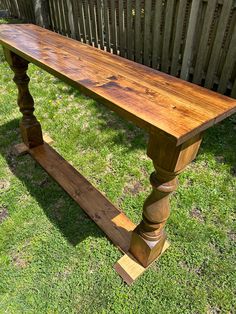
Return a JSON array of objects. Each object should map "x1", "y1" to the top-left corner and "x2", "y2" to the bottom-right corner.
[{"x1": 1, "y1": 0, "x2": 236, "y2": 98}]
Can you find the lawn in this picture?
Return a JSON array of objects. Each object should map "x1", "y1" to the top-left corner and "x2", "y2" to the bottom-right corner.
[{"x1": 0, "y1": 18, "x2": 236, "y2": 314}]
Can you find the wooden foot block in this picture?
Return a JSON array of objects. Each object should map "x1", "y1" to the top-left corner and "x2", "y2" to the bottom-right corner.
[
  {"x1": 12, "y1": 134, "x2": 54, "y2": 156},
  {"x1": 114, "y1": 240, "x2": 170, "y2": 285},
  {"x1": 43, "y1": 133, "x2": 54, "y2": 145}
]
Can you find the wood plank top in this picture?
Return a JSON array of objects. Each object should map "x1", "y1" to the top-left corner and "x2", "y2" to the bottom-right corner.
[{"x1": 0, "y1": 24, "x2": 235, "y2": 145}]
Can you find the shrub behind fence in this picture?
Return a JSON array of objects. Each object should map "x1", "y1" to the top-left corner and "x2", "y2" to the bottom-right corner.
[{"x1": 1, "y1": 0, "x2": 236, "y2": 98}]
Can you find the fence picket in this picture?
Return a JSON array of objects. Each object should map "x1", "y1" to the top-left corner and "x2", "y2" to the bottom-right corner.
[
  {"x1": 66, "y1": 0, "x2": 76, "y2": 38},
  {"x1": 1, "y1": 0, "x2": 6, "y2": 9},
  {"x1": 12, "y1": 0, "x2": 19, "y2": 17},
  {"x1": 152, "y1": 0, "x2": 163, "y2": 69},
  {"x1": 50, "y1": 0, "x2": 55, "y2": 30},
  {"x1": 96, "y1": 0, "x2": 104, "y2": 49},
  {"x1": 126, "y1": 0, "x2": 134, "y2": 60},
  {"x1": 218, "y1": 22, "x2": 236, "y2": 94},
  {"x1": 90, "y1": 0, "x2": 98, "y2": 47},
  {"x1": 78, "y1": 1, "x2": 86, "y2": 43},
  {"x1": 0, "y1": 0, "x2": 5, "y2": 9},
  {"x1": 217, "y1": 10, "x2": 236, "y2": 77},
  {"x1": 192, "y1": 0, "x2": 217, "y2": 84},
  {"x1": 205, "y1": 0, "x2": 234, "y2": 89},
  {"x1": 231, "y1": 78, "x2": 236, "y2": 98},
  {"x1": 48, "y1": 0, "x2": 55, "y2": 31},
  {"x1": 52, "y1": 0, "x2": 60, "y2": 32},
  {"x1": 110, "y1": 1, "x2": 117, "y2": 54},
  {"x1": 71, "y1": 0, "x2": 81, "y2": 40},
  {"x1": 171, "y1": 0, "x2": 188, "y2": 76},
  {"x1": 180, "y1": 0, "x2": 201, "y2": 80},
  {"x1": 1, "y1": 0, "x2": 6, "y2": 10},
  {"x1": 58, "y1": 0, "x2": 67, "y2": 35},
  {"x1": 143, "y1": 0, "x2": 152, "y2": 66},
  {"x1": 29, "y1": 0, "x2": 36, "y2": 22},
  {"x1": 162, "y1": 0, "x2": 175, "y2": 73},
  {"x1": 54, "y1": 0, "x2": 62, "y2": 33},
  {"x1": 118, "y1": 0, "x2": 125, "y2": 57},
  {"x1": 134, "y1": 0, "x2": 142, "y2": 63},
  {"x1": 103, "y1": 0, "x2": 111, "y2": 52},
  {"x1": 19, "y1": 0, "x2": 26, "y2": 20},
  {"x1": 24, "y1": 0, "x2": 30, "y2": 20},
  {"x1": 63, "y1": 0, "x2": 71, "y2": 36},
  {"x1": 83, "y1": 0, "x2": 93, "y2": 45}
]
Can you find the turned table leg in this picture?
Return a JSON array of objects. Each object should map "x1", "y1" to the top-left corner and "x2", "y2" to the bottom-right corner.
[
  {"x1": 4, "y1": 49, "x2": 43, "y2": 148},
  {"x1": 129, "y1": 132, "x2": 202, "y2": 267}
]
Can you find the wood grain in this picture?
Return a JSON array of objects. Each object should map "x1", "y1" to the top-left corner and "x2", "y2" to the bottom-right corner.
[
  {"x1": 114, "y1": 240, "x2": 170, "y2": 285},
  {"x1": 27, "y1": 143, "x2": 136, "y2": 254},
  {"x1": 12, "y1": 134, "x2": 54, "y2": 156},
  {"x1": 16, "y1": 139, "x2": 169, "y2": 283},
  {"x1": 0, "y1": 24, "x2": 235, "y2": 146}
]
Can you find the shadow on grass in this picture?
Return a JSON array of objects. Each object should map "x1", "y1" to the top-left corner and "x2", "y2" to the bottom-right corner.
[
  {"x1": 54, "y1": 83, "x2": 236, "y2": 171},
  {"x1": 55, "y1": 84, "x2": 149, "y2": 151},
  {"x1": 0, "y1": 111, "x2": 235, "y2": 247},
  {"x1": 0, "y1": 119, "x2": 105, "y2": 247},
  {"x1": 198, "y1": 114, "x2": 236, "y2": 174}
]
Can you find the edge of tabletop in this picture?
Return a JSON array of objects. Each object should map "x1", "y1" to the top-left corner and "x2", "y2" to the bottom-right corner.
[{"x1": 0, "y1": 24, "x2": 236, "y2": 146}]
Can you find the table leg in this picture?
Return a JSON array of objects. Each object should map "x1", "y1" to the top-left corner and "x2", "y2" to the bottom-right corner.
[
  {"x1": 4, "y1": 49, "x2": 43, "y2": 148},
  {"x1": 129, "y1": 132, "x2": 202, "y2": 267}
]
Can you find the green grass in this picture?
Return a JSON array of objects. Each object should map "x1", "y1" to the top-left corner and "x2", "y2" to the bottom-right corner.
[{"x1": 0, "y1": 18, "x2": 236, "y2": 314}]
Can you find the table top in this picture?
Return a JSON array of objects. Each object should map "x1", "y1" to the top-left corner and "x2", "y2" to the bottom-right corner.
[{"x1": 0, "y1": 24, "x2": 235, "y2": 145}]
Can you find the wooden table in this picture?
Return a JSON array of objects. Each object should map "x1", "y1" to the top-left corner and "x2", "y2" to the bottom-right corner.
[{"x1": 0, "y1": 24, "x2": 235, "y2": 284}]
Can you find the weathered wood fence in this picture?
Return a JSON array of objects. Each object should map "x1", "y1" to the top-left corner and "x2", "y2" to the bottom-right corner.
[{"x1": 1, "y1": 0, "x2": 236, "y2": 98}]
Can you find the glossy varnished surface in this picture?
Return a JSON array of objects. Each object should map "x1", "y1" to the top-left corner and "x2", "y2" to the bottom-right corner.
[{"x1": 0, "y1": 24, "x2": 235, "y2": 144}]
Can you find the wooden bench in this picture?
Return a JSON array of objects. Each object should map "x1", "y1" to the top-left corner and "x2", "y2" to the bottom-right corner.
[{"x1": 1, "y1": 24, "x2": 236, "y2": 284}]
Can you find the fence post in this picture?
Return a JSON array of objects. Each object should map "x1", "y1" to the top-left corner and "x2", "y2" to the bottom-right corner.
[{"x1": 32, "y1": 0, "x2": 50, "y2": 28}]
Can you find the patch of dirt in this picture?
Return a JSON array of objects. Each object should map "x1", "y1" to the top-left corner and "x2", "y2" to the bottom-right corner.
[
  {"x1": 179, "y1": 261, "x2": 190, "y2": 271},
  {"x1": 124, "y1": 181, "x2": 143, "y2": 196},
  {"x1": 57, "y1": 267, "x2": 73, "y2": 279},
  {"x1": 11, "y1": 240, "x2": 31, "y2": 269},
  {"x1": 190, "y1": 207, "x2": 205, "y2": 223},
  {"x1": 227, "y1": 231, "x2": 236, "y2": 241},
  {"x1": 215, "y1": 155, "x2": 225, "y2": 164},
  {"x1": 0, "y1": 179, "x2": 10, "y2": 192},
  {"x1": 179, "y1": 260, "x2": 207, "y2": 276},
  {"x1": 207, "y1": 307, "x2": 221, "y2": 314},
  {"x1": 52, "y1": 198, "x2": 65, "y2": 221},
  {"x1": 0, "y1": 206, "x2": 9, "y2": 224},
  {"x1": 7, "y1": 151, "x2": 18, "y2": 171},
  {"x1": 194, "y1": 262, "x2": 206, "y2": 276},
  {"x1": 188, "y1": 178, "x2": 194, "y2": 186},
  {"x1": 12, "y1": 251, "x2": 28, "y2": 269},
  {"x1": 38, "y1": 177, "x2": 50, "y2": 187},
  {"x1": 53, "y1": 208, "x2": 63, "y2": 221}
]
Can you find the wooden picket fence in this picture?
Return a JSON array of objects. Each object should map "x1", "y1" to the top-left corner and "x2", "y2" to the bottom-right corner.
[
  {"x1": 1, "y1": 0, "x2": 35, "y2": 22},
  {"x1": 1, "y1": 0, "x2": 236, "y2": 98}
]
